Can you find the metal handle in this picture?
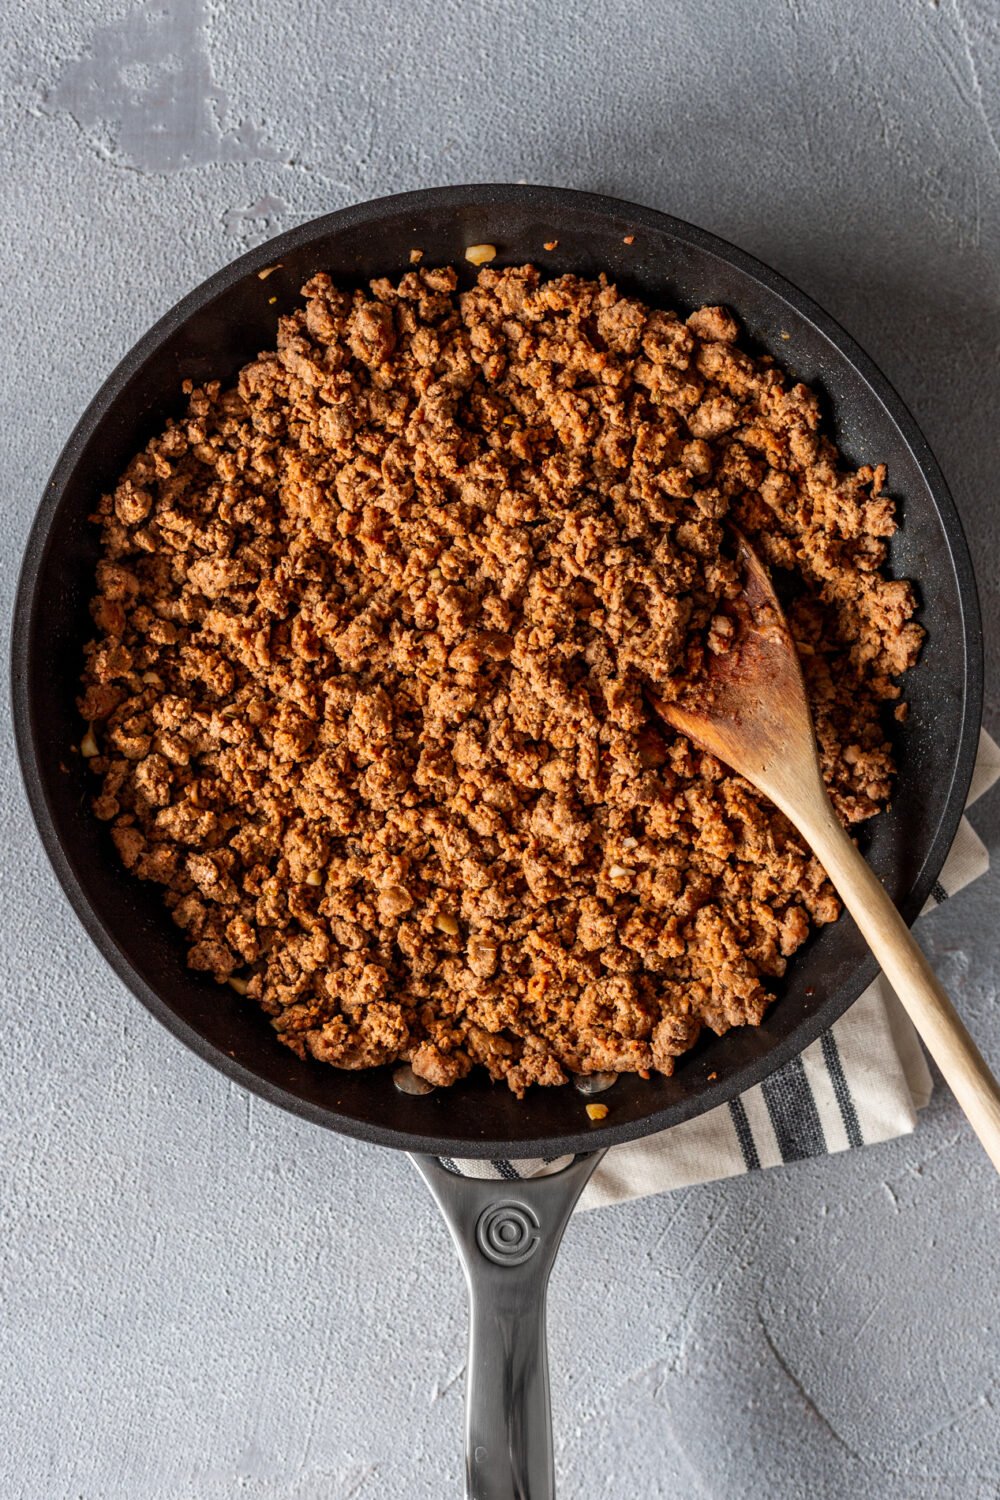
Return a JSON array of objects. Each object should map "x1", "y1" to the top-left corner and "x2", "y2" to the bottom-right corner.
[{"x1": 411, "y1": 1152, "x2": 604, "y2": 1500}]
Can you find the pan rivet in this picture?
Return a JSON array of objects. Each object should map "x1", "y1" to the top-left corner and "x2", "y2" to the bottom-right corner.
[
  {"x1": 573, "y1": 1071, "x2": 618, "y2": 1095},
  {"x1": 393, "y1": 1064, "x2": 434, "y2": 1096}
]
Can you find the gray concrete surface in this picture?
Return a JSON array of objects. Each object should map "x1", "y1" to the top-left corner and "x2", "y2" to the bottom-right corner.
[{"x1": 3, "y1": 0, "x2": 1000, "y2": 1495}]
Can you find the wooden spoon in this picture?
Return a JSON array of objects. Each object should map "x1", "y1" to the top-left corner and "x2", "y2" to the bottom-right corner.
[{"x1": 651, "y1": 533, "x2": 1000, "y2": 1171}]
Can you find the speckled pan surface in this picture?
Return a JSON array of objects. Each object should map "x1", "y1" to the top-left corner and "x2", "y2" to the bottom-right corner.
[{"x1": 12, "y1": 184, "x2": 982, "y2": 1158}]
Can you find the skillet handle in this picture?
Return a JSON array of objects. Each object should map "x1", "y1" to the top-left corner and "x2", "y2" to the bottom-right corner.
[{"x1": 411, "y1": 1151, "x2": 604, "y2": 1500}]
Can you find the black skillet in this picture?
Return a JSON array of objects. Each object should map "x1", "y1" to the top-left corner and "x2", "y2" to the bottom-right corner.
[{"x1": 12, "y1": 186, "x2": 982, "y2": 1498}]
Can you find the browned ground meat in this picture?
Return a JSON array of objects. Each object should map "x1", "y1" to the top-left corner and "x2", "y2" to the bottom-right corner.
[{"x1": 79, "y1": 264, "x2": 922, "y2": 1094}]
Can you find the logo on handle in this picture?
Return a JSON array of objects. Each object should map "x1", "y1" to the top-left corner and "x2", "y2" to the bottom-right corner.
[{"x1": 475, "y1": 1201, "x2": 540, "y2": 1266}]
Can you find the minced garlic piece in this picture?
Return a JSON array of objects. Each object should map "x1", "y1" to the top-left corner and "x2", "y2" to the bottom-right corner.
[{"x1": 465, "y1": 243, "x2": 496, "y2": 266}]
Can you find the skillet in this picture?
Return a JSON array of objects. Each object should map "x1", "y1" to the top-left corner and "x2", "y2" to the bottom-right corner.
[{"x1": 12, "y1": 185, "x2": 983, "y2": 1498}]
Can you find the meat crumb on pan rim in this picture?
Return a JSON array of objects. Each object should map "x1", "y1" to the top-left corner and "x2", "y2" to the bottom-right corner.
[{"x1": 79, "y1": 263, "x2": 923, "y2": 1095}]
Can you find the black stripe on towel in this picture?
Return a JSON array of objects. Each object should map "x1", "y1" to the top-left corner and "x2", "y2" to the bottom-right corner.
[
  {"x1": 491, "y1": 1159, "x2": 520, "y2": 1180},
  {"x1": 729, "y1": 1096, "x2": 760, "y2": 1170},
  {"x1": 761, "y1": 1054, "x2": 827, "y2": 1161},
  {"x1": 932, "y1": 880, "x2": 949, "y2": 905},
  {"x1": 820, "y1": 1030, "x2": 864, "y2": 1148}
]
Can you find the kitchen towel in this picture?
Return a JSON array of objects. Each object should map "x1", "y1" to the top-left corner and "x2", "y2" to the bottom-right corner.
[{"x1": 443, "y1": 728, "x2": 1000, "y2": 1210}]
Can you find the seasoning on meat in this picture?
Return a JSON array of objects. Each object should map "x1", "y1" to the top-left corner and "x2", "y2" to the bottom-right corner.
[{"x1": 80, "y1": 264, "x2": 922, "y2": 1093}]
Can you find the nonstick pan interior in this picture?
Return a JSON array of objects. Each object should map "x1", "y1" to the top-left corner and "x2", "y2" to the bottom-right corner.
[{"x1": 12, "y1": 185, "x2": 982, "y2": 1158}]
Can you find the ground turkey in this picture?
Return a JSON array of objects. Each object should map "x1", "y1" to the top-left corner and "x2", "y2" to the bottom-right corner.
[{"x1": 79, "y1": 263, "x2": 921, "y2": 1094}]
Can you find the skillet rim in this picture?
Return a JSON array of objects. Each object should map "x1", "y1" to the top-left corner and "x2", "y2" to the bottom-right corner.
[{"x1": 11, "y1": 183, "x2": 984, "y2": 1158}]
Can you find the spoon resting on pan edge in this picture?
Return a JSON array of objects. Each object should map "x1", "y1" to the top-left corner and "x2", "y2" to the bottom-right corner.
[{"x1": 650, "y1": 532, "x2": 1000, "y2": 1172}]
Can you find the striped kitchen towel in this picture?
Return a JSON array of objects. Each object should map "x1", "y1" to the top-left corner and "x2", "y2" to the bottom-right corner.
[{"x1": 445, "y1": 728, "x2": 1000, "y2": 1210}]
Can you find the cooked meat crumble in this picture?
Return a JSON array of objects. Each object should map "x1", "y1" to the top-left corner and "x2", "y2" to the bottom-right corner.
[{"x1": 80, "y1": 263, "x2": 922, "y2": 1094}]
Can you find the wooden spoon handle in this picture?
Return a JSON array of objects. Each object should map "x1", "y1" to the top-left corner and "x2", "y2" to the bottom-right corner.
[{"x1": 806, "y1": 804, "x2": 1000, "y2": 1173}]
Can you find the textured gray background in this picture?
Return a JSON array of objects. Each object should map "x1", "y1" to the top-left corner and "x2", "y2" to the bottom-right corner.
[{"x1": 3, "y1": 1, "x2": 1000, "y2": 1496}]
